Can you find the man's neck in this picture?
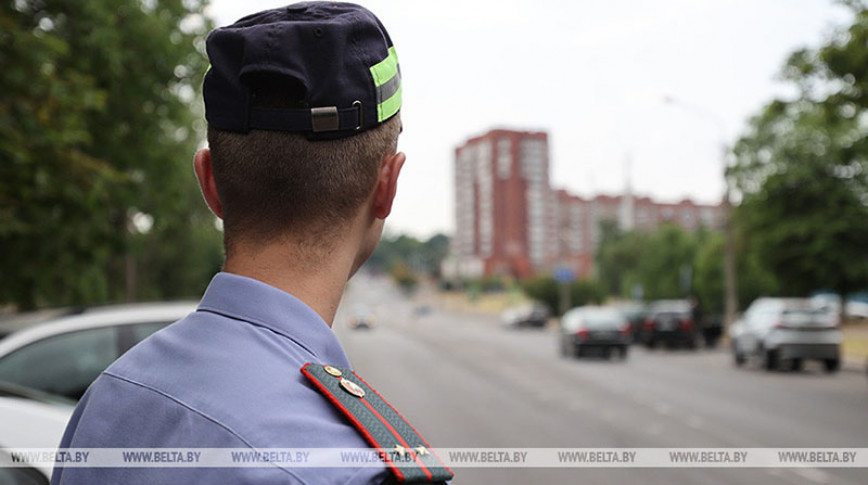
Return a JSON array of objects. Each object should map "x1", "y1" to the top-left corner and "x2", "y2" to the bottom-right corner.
[{"x1": 222, "y1": 242, "x2": 356, "y2": 326}]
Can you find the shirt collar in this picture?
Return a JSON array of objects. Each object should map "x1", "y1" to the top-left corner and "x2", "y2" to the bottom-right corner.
[{"x1": 197, "y1": 272, "x2": 351, "y2": 367}]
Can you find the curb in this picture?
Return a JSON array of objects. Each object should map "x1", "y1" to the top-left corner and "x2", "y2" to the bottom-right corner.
[{"x1": 842, "y1": 356, "x2": 867, "y2": 375}]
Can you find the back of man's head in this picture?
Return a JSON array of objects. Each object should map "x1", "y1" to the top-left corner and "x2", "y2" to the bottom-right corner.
[{"x1": 201, "y1": 2, "x2": 402, "y2": 251}]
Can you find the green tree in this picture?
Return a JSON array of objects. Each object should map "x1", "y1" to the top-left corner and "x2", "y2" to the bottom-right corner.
[
  {"x1": 731, "y1": 1, "x2": 868, "y2": 300},
  {"x1": 595, "y1": 219, "x2": 643, "y2": 296},
  {"x1": 0, "y1": 0, "x2": 219, "y2": 309},
  {"x1": 634, "y1": 226, "x2": 700, "y2": 300},
  {"x1": 521, "y1": 275, "x2": 604, "y2": 316},
  {"x1": 366, "y1": 233, "x2": 450, "y2": 279},
  {"x1": 693, "y1": 231, "x2": 779, "y2": 314},
  {"x1": 596, "y1": 223, "x2": 703, "y2": 301}
]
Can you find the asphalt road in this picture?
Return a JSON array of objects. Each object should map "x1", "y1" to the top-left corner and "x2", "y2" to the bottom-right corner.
[{"x1": 334, "y1": 275, "x2": 868, "y2": 485}]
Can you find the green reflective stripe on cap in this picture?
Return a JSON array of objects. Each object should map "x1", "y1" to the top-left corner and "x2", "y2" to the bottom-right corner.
[
  {"x1": 370, "y1": 46, "x2": 401, "y2": 122},
  {"x1": 370, "y1": 46, "x2": 399, "y2": 87},
  {"x1": 378, "y1": 85, "x2": 402, "y2": 123}
]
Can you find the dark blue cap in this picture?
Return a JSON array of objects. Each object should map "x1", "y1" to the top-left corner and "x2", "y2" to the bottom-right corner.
[{"x1": 203, "y1": 2, "x2": 401, "y2": 139}]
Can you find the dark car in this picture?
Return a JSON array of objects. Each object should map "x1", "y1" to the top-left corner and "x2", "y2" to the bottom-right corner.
[
  {"x1": 558, "y1": 306, "x2": 631, "y2": 359},
  {"x1": 701, "y1": 312, "x2": 723, "y2": 348},
  {"x1": 612, "y1": 302, "x2": 647, "y2": 344},
  {"x1": 639, "y1": 300, "x2": 699, "y2": 350}
]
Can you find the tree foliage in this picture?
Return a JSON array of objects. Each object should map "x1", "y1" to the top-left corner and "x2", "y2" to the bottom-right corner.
[
  {"x1": 521, "y1": 276, "x2": 605, "y2": 316},
  {"x1": 692, "y1": 230, "x2": 779, "y2": 313},
  {"x1": 731, "y1": 1, "x2": 868, "y2": 298},
  {"x1": 0, "y1": 0, "x2": 221, "y2": 309},
  {"x1": 596, "y1": 223, "x2": 703, "y2": 301},
  {"x1": 366, "y1": 233, "x2": 450, "y2": 278}
]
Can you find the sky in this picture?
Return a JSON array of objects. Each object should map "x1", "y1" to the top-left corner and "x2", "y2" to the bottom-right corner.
[{"x1": 206, "y1": 0, "x2": 853, "y2": 239}]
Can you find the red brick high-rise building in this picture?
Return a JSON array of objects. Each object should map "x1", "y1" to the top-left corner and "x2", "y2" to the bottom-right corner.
[
  {"x1": 446, "y1": 128, "x2": 725, "y2": 281},
  {"x1": 450, "y1": 129, "x2": 555, "y2": 279}
]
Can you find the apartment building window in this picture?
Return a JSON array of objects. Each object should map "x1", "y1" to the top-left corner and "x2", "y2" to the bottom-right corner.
[{"x1": 497, "y1": 138, "x2": 511, "y2": 179}]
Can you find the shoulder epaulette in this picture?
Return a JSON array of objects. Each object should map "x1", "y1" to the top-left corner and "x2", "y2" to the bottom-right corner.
[{"x1": 301, "y1": 363, "x2": 453, "y2": 484}]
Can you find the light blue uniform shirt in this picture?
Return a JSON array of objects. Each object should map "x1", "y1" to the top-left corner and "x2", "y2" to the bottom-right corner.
[{"x1": 52, "y1": 272, "x2": 393, "y2": 484}]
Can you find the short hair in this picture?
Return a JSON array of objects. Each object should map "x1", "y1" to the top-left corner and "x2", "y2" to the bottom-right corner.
[{"x1": 207, "y1": 111, "x2": 400, "y2": 253}]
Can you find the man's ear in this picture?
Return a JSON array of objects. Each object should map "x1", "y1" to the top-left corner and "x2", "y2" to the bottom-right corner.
[
  {"x1": 193, "y1": 148, "x2": 224, "y2": 219},
  {"x1": 372, "y1": 151, "x2": 406, "y2": 220}
]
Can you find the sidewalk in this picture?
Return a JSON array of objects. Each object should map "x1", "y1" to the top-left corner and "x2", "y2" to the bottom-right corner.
[{"x1": 842, "y1": 322, "x2": 868, "y2": 374}]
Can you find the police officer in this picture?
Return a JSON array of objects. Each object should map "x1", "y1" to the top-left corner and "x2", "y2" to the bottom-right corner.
[{"x1": 52, "y1": 2, "x2": 452, "y2": 483}]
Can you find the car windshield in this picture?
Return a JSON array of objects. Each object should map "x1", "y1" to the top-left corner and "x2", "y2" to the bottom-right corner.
[
  {"x1": 575, "y1": 310, "x2": 622, "y2": 329},
  {"x1": 583, "y1": 317, "x2": 621, "y2": 330}
]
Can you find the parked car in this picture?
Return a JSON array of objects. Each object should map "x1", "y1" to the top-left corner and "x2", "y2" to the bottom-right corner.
[
  {"x1": 611, "y1": 301, "x2": 647, "y2": 344},
  {"x1": 0, "y1": 302, "x2": 196, "y2": 401},
  {"x1": 700, "y1": 312, "x2": 724, "y2": 348},
  {"x1": 0, "y1": 381, "x2": 75, "y2": 482},
  {"x1": 501, "y1": 302, "x2": 550, "y2": 328},
  {"x1": 639, "y1": 300, "x2": 699, "y2": 350},
  {"x1": 558, "y1": 306, "x2": 631, "y2": 359},
  {"x1": 730, "y1": 297, "x2": 841, "y2": 372}
]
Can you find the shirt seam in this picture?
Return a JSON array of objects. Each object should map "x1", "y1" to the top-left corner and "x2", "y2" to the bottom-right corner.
[{"x1": 101, "y1": 371, "x2": 309, "y2": 484}]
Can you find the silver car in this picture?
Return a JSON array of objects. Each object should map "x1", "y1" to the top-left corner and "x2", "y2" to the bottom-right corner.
[
  {"x1": 559, "y1": 306, "x2": 631, "y2": 359},
  {"x1": 730, "y1": 297, "x2": 841, "y2": 372},
  {"x1": 0, "y1": 302, "x2": 196, "y2": 401},
  {"x1": 501, "y1": 302, "x2": 551, "y2": 328},
  {"x1": 0, "y1": 382, "x2": 74, "y2": 483}
]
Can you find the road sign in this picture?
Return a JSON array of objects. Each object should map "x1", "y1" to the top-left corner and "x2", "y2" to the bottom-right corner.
[{"x1": 554, "y1": 267, "x2": 575, "y2": 283}]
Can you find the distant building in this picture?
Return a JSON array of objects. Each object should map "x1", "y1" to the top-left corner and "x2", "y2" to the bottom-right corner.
[
  {"x1": 553, "y1": 193, "x2": 725, "y2": 279},
  {"x1": 450, "y1": 129, "x2": 554, "y2": 279},
  {"x1": 447, "y1": 128, "x2": 725, "y2": 281}
]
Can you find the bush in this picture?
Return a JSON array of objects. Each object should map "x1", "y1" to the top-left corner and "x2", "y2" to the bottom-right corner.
[{"x1": 521, "y1": 276, "x2": 605, "y2": 316}]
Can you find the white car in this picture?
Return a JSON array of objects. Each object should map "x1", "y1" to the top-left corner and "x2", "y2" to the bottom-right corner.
[
  {"x1": 0, "y1": 382, "x2": 74, "y2": 482},
  {"x1": 0, "y1": 302, "x2": 196, "y2": 401},
  {"x1": 559, "y1": 306, "x2": 631, "y2": 359},
  {"x1": 730, "y1": 297, "x2": 841, "y2": 372}
]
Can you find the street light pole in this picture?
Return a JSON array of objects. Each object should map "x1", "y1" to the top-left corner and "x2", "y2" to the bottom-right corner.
[
  {"x1": 721, "y1": 145, "x2": 739, "y2": 329},
  {"x1": 663, "y1": 97, "x2": 739, "y2": 329}
]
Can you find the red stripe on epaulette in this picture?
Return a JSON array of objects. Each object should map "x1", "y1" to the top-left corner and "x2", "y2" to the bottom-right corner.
[
  {"x1": 300, "y1": 363, "x2": 406, "y2": 482},
  {"x1": 352, "y1": 371, "x2": 454, "y2": 476},
  {"x1": 358, "y1": 397, "x2": 433, "y2": 482}
]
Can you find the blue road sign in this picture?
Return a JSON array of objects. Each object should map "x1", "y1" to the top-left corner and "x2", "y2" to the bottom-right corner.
[{"x1": 554, "y1": 267, "x2": 576, "y2": 283}]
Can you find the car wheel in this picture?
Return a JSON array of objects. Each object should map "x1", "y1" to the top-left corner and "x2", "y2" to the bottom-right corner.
[
  {"x1": 764, "y1": 349, "x2": 778, "y2": 371},
  {"x1": 823, "y1": 358, "x2": 840, "y2": 373},
  {"x1": 790, "y1": 358, "x2": 803, "y2": 372},
  {"x1": 574, "y1": 346, "x2": 584, "y2": 359},
  {"x1": 602, "y1": 347, "x2": 612, "y2": 360},
  {"x1": 734, "y1": 351, "x2": 746, "y2": 367},
  {"x1": 619, "y1": 346, "x2": 628, "y2": 360},
  {"x1": 647, "y1": 338, "x2": 657, "y2": 350}
]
